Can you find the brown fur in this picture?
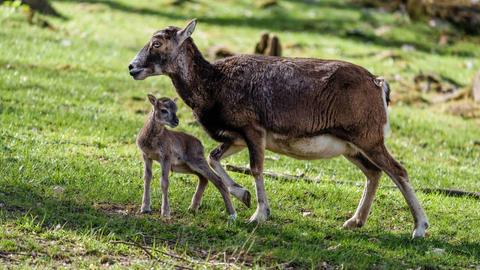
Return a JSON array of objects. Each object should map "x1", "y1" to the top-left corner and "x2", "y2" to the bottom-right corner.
[{"x1": 129, "y1": 20, "x2": 429, "y2": 238}]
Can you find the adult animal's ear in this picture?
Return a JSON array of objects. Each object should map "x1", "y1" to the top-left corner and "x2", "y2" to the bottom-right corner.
[
  {"x1": 172, "y1": 97, "x2": 178, "y2": 103},
  {"x1": 147, "y1": 94, "x2": 157, "y2": 106},
  {"x1": 176, "y1": 19, "x2": 197, "y2": 45}
]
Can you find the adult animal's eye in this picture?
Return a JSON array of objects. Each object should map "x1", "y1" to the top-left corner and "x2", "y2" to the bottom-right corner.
[
  {"x1": 152, "y1": 41, "x2": 161, "y2": 48},
  {"x1": 160, "y1": 109, "x2": 168, "y2": 114}
]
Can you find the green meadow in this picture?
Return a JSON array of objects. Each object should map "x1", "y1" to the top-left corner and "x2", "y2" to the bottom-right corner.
[{"x1": 1, "y1": 0, "x2": 480, "y2": 268}]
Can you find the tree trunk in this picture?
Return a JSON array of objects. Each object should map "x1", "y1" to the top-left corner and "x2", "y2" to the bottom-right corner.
[
  {"x1": 0, "y1": 0, "x2": 60, "y2": 16},
  {"x1": 473, "y1": 70, "x2": 480, "y2": 103}
]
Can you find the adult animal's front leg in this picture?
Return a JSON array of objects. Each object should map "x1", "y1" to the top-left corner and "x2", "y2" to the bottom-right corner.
[
  {"x1": 209, "y1": 141, "x2": 251, "y2": 207},
  {"x1": 243, "y1": 128, "x2": 270, "y2": 223}
]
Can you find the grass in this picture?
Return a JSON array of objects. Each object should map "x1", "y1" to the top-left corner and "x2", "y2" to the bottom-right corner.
[{"x1": 1, "y1": 0, "x2": 480, "y2": 268}]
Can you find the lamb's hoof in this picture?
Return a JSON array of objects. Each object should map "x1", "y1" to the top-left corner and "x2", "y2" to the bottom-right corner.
[
  {"x1": 412, "y1": 221, "x2": 429, "y2": 239},
  {"x1": 139, "y1": 208, "x2": 152, "y2": 214},
  {"x1": 248, "y1": 207, "x2": 270, "y2": 223},
  {"x1": 242, "y1": 190, "x2": 252, "y2": 208},
  {"x1": 161, "y1": 211, "x2": 171, "y2": 219},
  {"x1": 343, "y1": 217, "x2": 364, "y2": 229},
  {"x1": 227, "y1": 213, "x2": 237, "y2": 225},
  {"x1": 188, "y1": 205, "x2": 200, "y2": 214}
]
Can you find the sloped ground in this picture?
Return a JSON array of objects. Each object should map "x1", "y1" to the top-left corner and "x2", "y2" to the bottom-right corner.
[{"x1": 1, "y1": 0, "x2": 480, "y2": 268}]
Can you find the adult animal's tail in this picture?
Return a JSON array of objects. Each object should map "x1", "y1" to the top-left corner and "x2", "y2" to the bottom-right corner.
[{"x1": 374, "y1": 76, "x2": 391, "y2": 135}]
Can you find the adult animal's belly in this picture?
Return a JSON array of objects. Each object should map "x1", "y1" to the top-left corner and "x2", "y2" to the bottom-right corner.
[{"x1": 265, "y1": 133, "x2": 356, "y2": 160}]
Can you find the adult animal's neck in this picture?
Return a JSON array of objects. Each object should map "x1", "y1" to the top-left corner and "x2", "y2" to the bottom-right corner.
[{"x1": 167, "y1": 40, "x2": 218, "y2": 110}]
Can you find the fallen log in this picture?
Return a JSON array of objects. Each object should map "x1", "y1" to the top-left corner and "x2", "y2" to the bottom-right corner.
[
  {"x1": 421, "y1": 188, "x2": 480, "y2": 199},
  {"x1": 225, "y1": 164, "x2": 480, "y2": 199}
]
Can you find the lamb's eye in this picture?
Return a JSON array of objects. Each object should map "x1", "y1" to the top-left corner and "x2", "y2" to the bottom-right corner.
[
  {"x1": 160, "y1": 109, "x2": 168, "y2": 114},
  {"x1": 152, "y1": 41, "x2": 161, "y2": 48}
]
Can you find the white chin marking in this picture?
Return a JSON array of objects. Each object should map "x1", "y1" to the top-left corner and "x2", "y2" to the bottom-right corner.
[
  {"x1": 153, "y1": 65, "x2": 163, "y2": 75},
  {"x1": 133, "y1": 71, "x2": 148, "y2": 80}
]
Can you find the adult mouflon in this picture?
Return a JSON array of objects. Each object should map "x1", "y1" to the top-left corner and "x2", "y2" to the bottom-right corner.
[
  {"x1": 129, "y1": 20, "x2": 429, "y2": 238},
  {"x1": 136, "y1": 94, "x2": 236, "y2": 220}
]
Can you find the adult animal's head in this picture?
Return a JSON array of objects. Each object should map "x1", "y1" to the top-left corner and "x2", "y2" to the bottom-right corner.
[{"x1": 128, "y1": 19, "x2": 197, "y2": 80}]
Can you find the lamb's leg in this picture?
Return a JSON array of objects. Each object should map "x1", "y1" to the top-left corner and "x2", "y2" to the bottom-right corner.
[
  {"x1": 188, "y1": 159, "x2": 237, "y2": 220},
  {"x1": 188, "y1": 175, "x2": 208, "y2": 213},
  {"x1": 160, "y1": 158, "x2": 171, "y2": 218},
  {"x1": 343, "y1": 153, "x2": 382, "y2": 228},
  {"x1": 209, "y1": 142, "x2": 251, "y2": 207},
  {"x1": 243, "y1": 128, "x2": 270, "y2": 223},
  {"x1": 140, "y1": 154, "x2": 153, "y2": 214}
]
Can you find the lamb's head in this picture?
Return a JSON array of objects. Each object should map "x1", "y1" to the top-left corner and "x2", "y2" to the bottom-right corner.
[
  {"x1": 147, "y1": 94, "x2": 179, "y2": 128},
  {"x1": 129, "y1": 19, "x2": 197, "y2": 80}
]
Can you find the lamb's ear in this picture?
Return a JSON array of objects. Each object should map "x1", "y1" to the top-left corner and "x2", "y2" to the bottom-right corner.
[
  {"x1": 147, "y1": 94, "x2": 157, "y2": 105},
  {"x1": 176, "y1": 19, "x2": 197, "y2": 45},
  {"x1": 173, "y1": 97, "x2": 178, "y2": 103}
]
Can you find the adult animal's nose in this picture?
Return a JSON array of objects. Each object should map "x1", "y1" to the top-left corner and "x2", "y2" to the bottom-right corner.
[
  {"x1": 129, "y1": 68, "x2": 142, "y2": 77},
  {"x1": 128, "y1": 64, "x2": 134, "y2": 71}
]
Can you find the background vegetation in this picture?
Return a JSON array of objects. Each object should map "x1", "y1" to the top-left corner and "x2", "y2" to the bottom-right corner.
[{"x1": 1, "y1": 0, "x2": 479, "y2": 268}]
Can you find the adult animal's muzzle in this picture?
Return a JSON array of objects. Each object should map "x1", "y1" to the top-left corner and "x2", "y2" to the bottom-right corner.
[{"x1": 128, "y1": 65, "x2": 143, "y2": 77}]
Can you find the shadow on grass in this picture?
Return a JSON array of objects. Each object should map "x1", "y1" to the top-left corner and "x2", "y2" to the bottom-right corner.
[
  {"x1": 54, "y1": 0, "x2": 476, "y2": 57},
  {"x1": 1, "y1": 181, "x2": 479, "y2": 268}
]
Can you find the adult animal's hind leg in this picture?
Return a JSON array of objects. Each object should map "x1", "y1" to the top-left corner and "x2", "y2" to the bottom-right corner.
[
  {"x1": 343, "y1": 152, "x2": 382, "y2": 229},
  {"x1": 188, "y1": 175, "x2": 208, "y2": 213},
  {"x1": 209, "y1": 142, "x2": 251, "y2": 207},
  {"x1": 187, "y1": 159, "x2": 237, "y2": 219},
  {"x1": 359, "y1": 143, "x2": 429, "y2": 238}
]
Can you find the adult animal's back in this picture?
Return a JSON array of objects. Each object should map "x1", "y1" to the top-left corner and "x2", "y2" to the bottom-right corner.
[{"x1": 214, "y1": 55, "x2": 385, "y2": 138}]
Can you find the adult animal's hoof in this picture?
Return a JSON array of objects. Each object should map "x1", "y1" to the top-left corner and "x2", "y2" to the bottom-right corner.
[
  {"x1": 248, "y1": 206, "x2": 270, "y2": 223},
  {"x1": 229, "y1": 186, "x2": 251, "y2": 208},
  {"x1": 412, "y1": 221, "x2": 429, "y2": 239},
  {"x1": 342, "y1": 217, "x2": 364, "y2": 229}
]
